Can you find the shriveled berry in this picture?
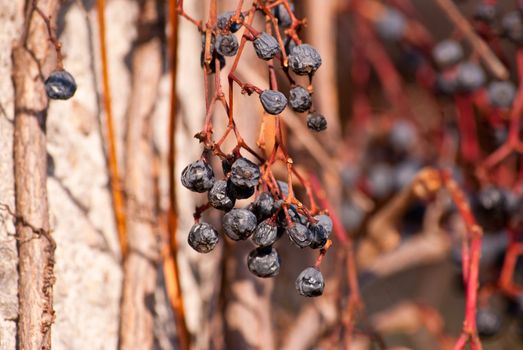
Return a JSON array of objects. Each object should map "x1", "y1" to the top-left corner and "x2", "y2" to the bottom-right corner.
[
  {"x1": 375, "y1": 7, "x2": 406, "y2": 41},
  {"x1": 314, "y1": 214, "x2": 333, "y2": 237},
  {"x1": 289, "y1": 86, "x2": 312, "y2": 112},
  {"x1": 252, "y1": 220, "x2": 279, "y2": 246},
  {"x1": 488, "y1": 81, "x2": 516, "y2": 108},
  {"x1": 217, "y1": 11, "x2": 244, "y2": 33},
  {"x1": 200, "y1": 51, "x2": 226, "y2": 73},
  {"x1": 260, "y1": 90, "x2": 287, "y2": 115},
  {"x1": 253, "y1": 32, "x2": 280, "y2": 60},
  {"x1": 288, "y1": 44, "x2": 322, "y2": 76},
  {"x1": 277, "y1": 180, "x2": 289, "y2": 197},
  {"x1": 188, "y1": 222, "x2": 219, "y2": 253},
  {"x1": 223, "y1": 208, "x2": 257, "y2": 240},
  {"x1": 181, "y1": 160, "x2": 215, "y2": 192},
  {"x1": 251, "y1": 192, "x2": 276, "y2": 220},
  {"x1": 45, "y1": 70, "x2": 77, "y2": 100},
  {"x1": 476, "y1": 308, "x2": 502, "y2": 338},
  {"x1": 474, "y1": 3, "x2": 497, "y2": 23},
  {"x1": 295, "y1": 267, "x2": 324, "y2": 297},
  {"x1": 247, "y1": 246, "x2": 281, "y2": 278},
  {"x1": 230, "y1": 183, "x2": 255, "y2": 199},
  {"x1": 502, "y1": 11, "x2": 523, "y2": 45},
  {"x1": 278, "y1": 205, "x2": 307, "y2": 227},
  {"x1": 307, "y1": 114, "x2": 327, "y2": 132},
  {"x1": 273, "y1": 3, "x2": 294, "y2": 27},
  {"x1": 287, "y1": 222, "x2": 312, "y2": 248},
  {"x1": 432, "y1": 40, "x2": 463, "y2": 68},
  {"x1": 309, "y1": 223, "x2": 327, "y2": 249},
  {"x1": 230, "y1": 157, "x2": 260, "y2": 188},
  {"x1": 456, "y1": 62, "x2": 486, "y2": 92},
  {"x1": 208, "y1": 180, "x2": 235, "y2": 211},
  {"x1": 215, "y1": 34, "x2": 239, "y2": 57}
]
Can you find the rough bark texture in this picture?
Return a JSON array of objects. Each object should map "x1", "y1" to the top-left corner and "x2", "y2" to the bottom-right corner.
[
  {"x1": 12, "y1": 1, "x2": 59, "y2": 348},
  {"x1": 119, "y1": 0, "x2": 162, "y2": 348}
]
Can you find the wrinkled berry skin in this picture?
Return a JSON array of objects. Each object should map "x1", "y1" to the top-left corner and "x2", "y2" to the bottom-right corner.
[
  {"x1": 476, "y1": 308, "x2": 502, "y2": 338},
  {"x1": 432, "y1": 40, "x2": 463, "y2": 68},
  {"x1": 375, "y1": 8, "x2": 406, "y2": 41},
  {"x1": 188, "y1": 222, "x2": 219, "y2": 253},
  {"x1": 215, "y1": 34, "x2": 239, "y2": 57},
  {"x1": 251, "y1": 192, "x2": 276, "y2": 220},
  {"x1": 208, "y1": 180, "x2": 235, "y2": 211},
  {"x1": 307, "y1": 114, "x2": 327, "y2": 132},
  {"x1": 45, "y1": 70, "x2": 77, "y2": 100},
  {"x1": 230, "y1": 157, "x2": 260, "y2": 189},
  {"x1": 314, "y1": 214, "x2": 333, "y2": 237},
  {"x1": 230, "y1": 183, "x2": 255, "y2": 199},
  {"x1": 247, "y1": 246, "x2": 281, "y2": 278},
  {"x1": 289, "y1": 86, "x2": 312, "y2": 112},
  {"x1": 288, "y1": 44, "x2": 322, "y2": 75},
  {"x1": 502, "y1": 11, "x2": 523, "y2": 45},
  {"x1": 287, "y1": 223, "x2": 312, "y2": 248},
  {"x1": 181, "y1": 160, "x2": 215, "y2": 193},
  {"x1": 456, "y1": 62, "x2": 486, "y2": 92},
  {"x1": 223, "y1": 208, "x2": 257, "y2": 240},
  {"x1": 217, "y1": 11, "x2": 244, "y2": 33},
  {"x1": 295, "y1": 267, "x2": 325, "y2": 297},
  {"x1": 260, "y1": 90, "x2": 287, "y2": 115},
  {"x1": 273, "y1": 3, "x2": 294, "y2": 27},
  {"x1": 252, "y1": 220, "x2": 279, "y2": 247},
  {"x1": 253, "y1": 32, "x2": 280, "y2": 60},
  {"x1": 488, "y1": 81, "x2": 516, "y2": 108},
  {"x1": 309, "y1": 223, "x2": 327, "y2": 249}
]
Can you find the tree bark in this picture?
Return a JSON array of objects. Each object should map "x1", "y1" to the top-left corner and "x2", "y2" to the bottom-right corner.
[{"x1": 12, "y1": 1, "x2": 60, "y2": 349}]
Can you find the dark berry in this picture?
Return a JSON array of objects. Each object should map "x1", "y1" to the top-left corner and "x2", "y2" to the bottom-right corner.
[
  {"x1": 253, "y1": 32, "x2": 280, "y2": 60},
  {"x1": 200, "y1": 51, "x2": 226, "y2": 73},
  {"x1": 475, "y1": 186, "x2": 508, "y2": 232},
  {"x1": 306, "y1": 114, "x2": 327, "y2": 132},
  {"x1": 188, "y1": 222, "x2": 219, "y2": 253},
  {"x1": 286, "y1": 222, "x2": 312, "y2": 248},
  {"x1": 277, "y1": 180, "x2": 289, "y2": 197},
  {"x1": 279, "y1": 205, "x2": 307, "y2": 227},
  {"x1": 221, "y1": 155, "x2": 235, "y2": 176},
  {"x1": 260, "y1": 90, "x2": 287, "y2": 115},
  {"x1": 215, "y1": 34, "x2": 239, "y2": 57},
  {"x1": 314, "y1": 214, "x2": 333, "y2": 238},
  {"x1": 432, "y1": 40, "x2": 463, "y2": 68},
  {"x1": 375, "y1": 7, "x2": 406, "y2": 41},
  {"x1": 456, "y1": 62, "x2": 486, "y2": 92},
  {"x1": 45, "y1": 70, "x2": 77, "y2": 100},
  {"x1": 289, "y1": 86, "x2": 312, "y2": 112},
  {"x1": 474, "y1": 3, "x2": 497, "y2": 23},
  {"x1": 273, "y1": 3, "x2": 294, "y2": 28},
  {"x1": 309, "y1": 223, "x2": 327, "y2": 249},
  {"x1": 181, "y1": 160, "x2": 215, "y2": 193},
  {"x1": 208, "y1": 180, "x2": 235, "y2": 211},
  {"x1": 295, "y1": 267, "x2": 324, "y2": 297},
  {"x1": 488, "y1": 81, "x2": 516, "y2": 108},
  {"x1": 222, "y1": 208, "x2": 257, "y2": 240},
  {"x1": 284, "y1": 37, "x2": 296, "y2": 55},
  {"x1": 251, "y1": 192, "x2": 276, "y2": 220},
  {"x1": 230, "y1": 157, "x2": 260, "y2": 188},
  {"x1": 288, "y1": 44, "x2": 322, "y2": 76},
  {"x1": 502, "y1": 11, "x2": 523, "y2": 45},
  {"x1": 217, "y1": 11, "x2": 244, "y2": 33},
  {"x1": 247, "y1": 246, "x2": 281, "y2": 278},
  {"x1": 476, "y1": 308, "x2": 502, "y2": 338},
  {"x1": 251, "y1": 220, "x2": 280, "y2": 247},
  {"x1": 230, "y1": 183, "x2": 255, "y2": 199}
]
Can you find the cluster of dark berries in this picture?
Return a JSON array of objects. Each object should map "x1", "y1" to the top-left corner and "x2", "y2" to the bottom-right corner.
[
  {"x1": 44, "y1": 69, "x2": 77, "y2": 100},
  {"x1": 181, "y1": 156, "x2": 331, "y2": 297}
]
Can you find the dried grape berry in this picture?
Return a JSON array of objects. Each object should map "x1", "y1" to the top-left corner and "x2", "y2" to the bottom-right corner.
[
  {"x1": 215, "y1": 34, "x2": 239, "y2": 57},
  {"x1": 456, "y1": 62, "x2": 486, "y2": 92},
  {"x1": 314, "y1": 214, "x2": 333, "y2": 238},
  {"x1": 475, "y1": 186, "x2": 508, "y2": 232},
  {"x1": 252, "y1": 220, "x2": 279, "y2": 247},
  {"x1": 307, "y1": 114, "x2": 327, "y2": 132},
  {"x1": 251, "y1": 192, "x2": 276, "y2": 220},
  {"x1": 230, "y1": 183, "x2": 255, "y2": 199},
  {"x1": 260, "y1": 90, "x2": 287, "y2": 115},
  {"x1": 288, "y1": 44, "x2": 322, "y2": 75},
  {"x1": 295, "y1": 267, "x2": 324, "y2": 297},
  {"x1": 432, "y1": 39, "x2": 463, "y2": 68},
  {"x1": 188, "y1": 222, "x2": 219, "y2": 253},
  {"x1": 200, "y1": 51, "x2": 226, "y2": 73},
  {"x1": 45, "y1": 70, "x2": 77, "y2": 100},
  {"x1": 502, "y1": 11, "x2": 523, "y2": 45},
  {"x1": 309, "y1": 223, "x2": 327, "y2": 249},
  {"x1": 375, "y1": 7, "x2": 406, "y2": 41},
  {"x1": 273, "y1": 3, "x2": 294, "y2": 28},
  {"x1": 247, "y1": 246, "x2": 281, "y2": 278},
  {"x1": 476, "y1": 308, "x2": 502, "y2": 338},
  {"x1": 208, "y1": 180, "x2": 235, "y2": 211},
  {"x1": 488, "y1": 81, "x2": 516, "y2": 108},
  {"x1": 230, "y1": 157, "x2": 260, "y2": 188},
  {"x1": 223, "y1": 208, "x2": 257, "y2": 240},
  {"x1": 253, "y1": 32, "x2": 280, "y2": 60},
  {"x1": 287, "y1": 222, "x2": 312, "y2": 248},
  {"x1": 181, "y1": 160, "x2": 215, "y2": 193},
  {"x1": 289, "y1": 86, "x2": 312, "y2": 112},
  {"x1": 217, "y1": 11, "x2": 244, "y2": 33}
]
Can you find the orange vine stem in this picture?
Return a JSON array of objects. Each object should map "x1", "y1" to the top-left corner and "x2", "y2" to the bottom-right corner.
[{"x1": 96, "y1": 0, "x2": 128, "y2": 258}]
